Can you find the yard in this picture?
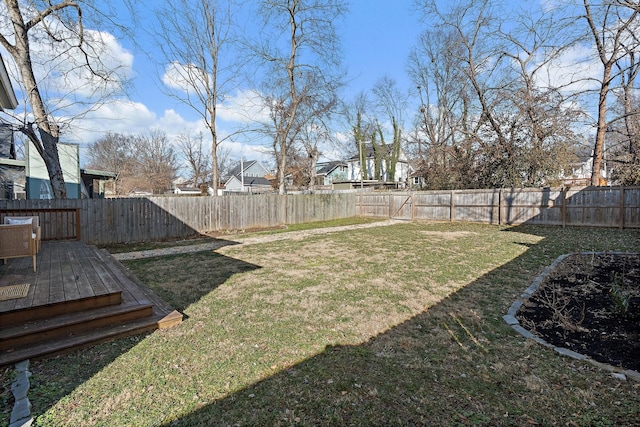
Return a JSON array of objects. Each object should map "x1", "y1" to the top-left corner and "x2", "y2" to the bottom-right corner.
[{"x1": 2, "y1": 221, "x2": 639, "y2": 426}]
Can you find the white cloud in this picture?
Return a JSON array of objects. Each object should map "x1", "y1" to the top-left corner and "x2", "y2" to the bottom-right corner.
[
  {"x1": 217, "y1": 89, "x2": 270, "y2": 124},
  {"x1": 161, "y1": 61, "x2": 204, "y2": 93},
  {"x1": 61, "y1": 100, "x2": 157, "y2": 144},
  {"x1": 60, "y1": 100, "x2": 272, "y2": 167},
  {"x1": 154, "y1": 109, "x2": 206, "y2": 137},
  {"x1": 532, "y1": 43, "x2": 602, "y2": 94},
  {"x1": 29, "y1": 31, "x2": 133, "y2": 103},
  {"x1": 222, "y1": 139, "x2": 272, "y2": 164}
]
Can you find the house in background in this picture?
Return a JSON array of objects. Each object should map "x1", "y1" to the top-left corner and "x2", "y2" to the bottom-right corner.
[
  {"x1": 174, "y1": 186, "x2": 202, "y2": 195},
  {"x1": 563, "y1": 145, "x2": 607, "y2": 186},
  {"x1": 224, "y1": 160, "x2": 272, "y2": 193},
  {"x1": 81, "y1": 168, "x2": 117, "y2": 198},
  {"x1": 0, "y1": 124, "x2": 25, "y2": 199},
  {"x1": 346, "y1": 143, "x2": 412, "y2": 187},
  {"x1": 0, "y1": 53, "x2": 18, "y2": 110},
  {"x1": 0, "y1": 54, "x2": 21, "y2": 199},
  {"x1": 1, "y1": 132, "x2": 115, "y2": 199},
  {"x1": 25, "y1": 139, "x2": 82, "y2": 198},
  {"x1": 170, "y1": 176, "x2": 202, "y2": 195},
  {"x1": 315, "y1": 161, "x2": 348, "y2": 186}
]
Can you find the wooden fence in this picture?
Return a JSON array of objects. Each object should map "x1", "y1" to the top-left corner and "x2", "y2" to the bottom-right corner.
[
  {"x1": 2, "y1": 186, "x2": 637, "y2": 245},
  {"x1": 0, "y1": 193, "x2": 357, "y2": 245},
  {"x1": 356, "y1": 186, "x2": 640, "y2": 228}
]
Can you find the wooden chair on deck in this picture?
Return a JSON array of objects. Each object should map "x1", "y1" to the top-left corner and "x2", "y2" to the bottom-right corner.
[
  {"x1": 3, "y1": 216, "x2": 41, "y2": 252},
  {"x1": 0, "y1": 223, "x2": 37, "y2": 272}
]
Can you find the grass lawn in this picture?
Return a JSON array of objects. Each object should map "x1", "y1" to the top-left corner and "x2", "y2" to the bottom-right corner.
[{"x1": 2, "y1": 221, "x2": 639, "y2": 426}]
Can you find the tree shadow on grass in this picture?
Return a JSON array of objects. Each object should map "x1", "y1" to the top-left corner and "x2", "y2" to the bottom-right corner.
[
  {"x1": 121, "y1": 244, "x2": 261, "y2": 313},
  {"x1": 159, "y1": 225, "x2": 640, "y2": 427}
]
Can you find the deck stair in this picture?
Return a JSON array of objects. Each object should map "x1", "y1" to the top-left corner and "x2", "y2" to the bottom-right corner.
[{"x1": 0, "y1": 242, "x2": 182, "y2": 366}]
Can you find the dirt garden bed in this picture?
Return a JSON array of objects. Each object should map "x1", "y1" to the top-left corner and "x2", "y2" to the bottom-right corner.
[{"x1": 517, "y1": 253, "x2": 640, "y2": 372}]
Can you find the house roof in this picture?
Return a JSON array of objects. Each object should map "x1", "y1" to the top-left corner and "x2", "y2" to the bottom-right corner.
[
  {"x1": 226, "y1": 175, "x2": 272, "y2": 188},
  {"x1": 228, "y1": 160, "x2": 256, "y2": 177},
  {"x1": 175, "y1": 186, "x2": 201, "y2": 193},
  {"x1": 240, "y1": 176, "x2": 272, "y2": 187},
  {"x1": 225, "y1": 160, "x2": 272, "y2": 187},
  {"x1": 81, "y1": 168, "x2": 117, "y2": 180},
  {"x1": 316, "y1": 161, "x2": 346, "y2": 176},
  {"x1": 228, "y1": 160, "x2": 270, "y2": 177},
  {"x1": 574, "y1": 145, "x2": 593, "y2": 163},
  {"x1": 0, "y1": 54, "x2": 17, "y2": 110}
]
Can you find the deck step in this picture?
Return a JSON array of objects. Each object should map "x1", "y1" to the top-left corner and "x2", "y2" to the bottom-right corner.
[
  {"x1": 0, "y1": 291, "x2": 122, "y2": 328},
  {"x1": 0, "y1": 301, "x2": 154, "y2": 351},
  {"x1": 0, "y1": 308, "x2": 182, "y2": 367}
]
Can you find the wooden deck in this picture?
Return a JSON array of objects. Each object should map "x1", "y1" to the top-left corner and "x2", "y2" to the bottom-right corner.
[{"x1": 0, "y1": 241, "x2": 182, "y2": 366}]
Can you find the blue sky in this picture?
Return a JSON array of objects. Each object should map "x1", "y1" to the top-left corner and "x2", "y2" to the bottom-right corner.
[
  {"x1": 99, "y1": 0, "x2": 426, "y2": 164},
  {"x1": 341, "y1": 1, "x2": 422, "y2": 97},
  {"x1": 126, "y1": 1, "x2": 424, "y2": 113}
]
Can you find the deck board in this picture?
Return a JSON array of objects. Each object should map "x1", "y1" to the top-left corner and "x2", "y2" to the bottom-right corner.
[
  {"x1": 61, "y1": 247, "x2": 81, "y2": 301},
  {"x1": 67, "y1": 247, "x2": 94, "y2": 299},
  {"x1": 48, "y1": 242, "x2": 65, "y2": 304},
  {"x1": 79, "y1": 243, "x2": 115, "y2": 295}
]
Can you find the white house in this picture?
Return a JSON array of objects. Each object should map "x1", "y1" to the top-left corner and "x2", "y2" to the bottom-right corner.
[
  {"x1": 347, "y1": 144, "x2": 411, "y2": 185},
  {"x1": 224, "y1": 160, "x2": 272, "y2": 193},
  {"x1": 563, "y1": 145, "x2": 607, "y2": 186},
  {"x1": 174, "y1": 186, "x2": 202, "y2": 195}
]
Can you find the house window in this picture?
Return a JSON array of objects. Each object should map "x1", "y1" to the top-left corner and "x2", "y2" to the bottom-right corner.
[{"x1": 413, "y1": 177, "x2": 420, "y2": 185}]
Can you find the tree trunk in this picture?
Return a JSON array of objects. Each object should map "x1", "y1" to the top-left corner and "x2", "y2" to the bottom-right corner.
[
  {"x1": 5, "y1": 0, "x2": 67, "y2": 198},
  {"x1": 210, "y1": 122, "x2": 219, "y2": 196},
  {"x1": 278, "y1": 138, "x2": 287, "y2": 194},
  {"x1": 591, "y1": 63, "x2": 612, "y2": 186},
  {"x1": 308, "y1": 148, "x2": 319, "y2": 191},
  {"x1": 39, "y1": 129, "x2": 67, "y2": 198}
]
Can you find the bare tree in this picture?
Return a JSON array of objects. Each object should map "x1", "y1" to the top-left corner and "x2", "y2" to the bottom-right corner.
[
  {"x1": 153, "y1": 0, "x2": 241, "y2": 196},
  {"x1": 286, "y1": 103, "x2": 336, "y2": 191},
  {"x1": 253, "y1": 0, "x2": 347, "y2": 194},
  {"x1": 413, "y1": 0, "x2": 582, "y2": 189},
  {"x1": 87, "y1": 130, "x2": 178, "y2": 195},
  {"x1": 216, "y1": 144, "x2": 233, "y2": 182},
  {"x1": 345, "y1": 91, "x2": 374, "y2": 182},
  {"x1": 134, "y1": 130, "x2": 178, "y2": 194},
  {"x1": 0, "y1": 0, "x2": 133, "y2": 198},
  {"x1": 582, "y1": 0, "x2": 640, "y2": 185},
  {"x1": 177, "y1": 132, "x2": 210, "y2": 190},
  {"x1": 371, "y1": 76, "x2": 407, "y2": 183},
  {"x1": 408, "y1": 29, "x2": 464, "y2": 161},
  {"x1": 86, "y1": 132, "x2": 135, "y2": 195},
  {"x1": 608, "y1": 45, "x2": 640, "y2": 184}
]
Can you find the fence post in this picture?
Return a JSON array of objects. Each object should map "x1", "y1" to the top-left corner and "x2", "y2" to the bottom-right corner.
[
  {"x1": 75, "y1": 208, "x2": 81, "y2": 240},
  {"x1": 620, "y1": 186, "x2": 625, "y2": 229},
  {"x1": 412, "y1": 191, "x2": 416, "y2": 221},
  {"x1": 450, "y1": 190, "x2": 455, "y2": 222},
  {"x1": 498, "y1": 189, "x2": 503, "y2": 225},
  {"x1": 561, "y1": 187, "x2": 567, "y2": 228}
]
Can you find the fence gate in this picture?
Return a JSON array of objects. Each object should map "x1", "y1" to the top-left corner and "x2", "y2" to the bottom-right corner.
[{"x1": 389, "y1": 193, "x2": 413, "y2": 220}]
